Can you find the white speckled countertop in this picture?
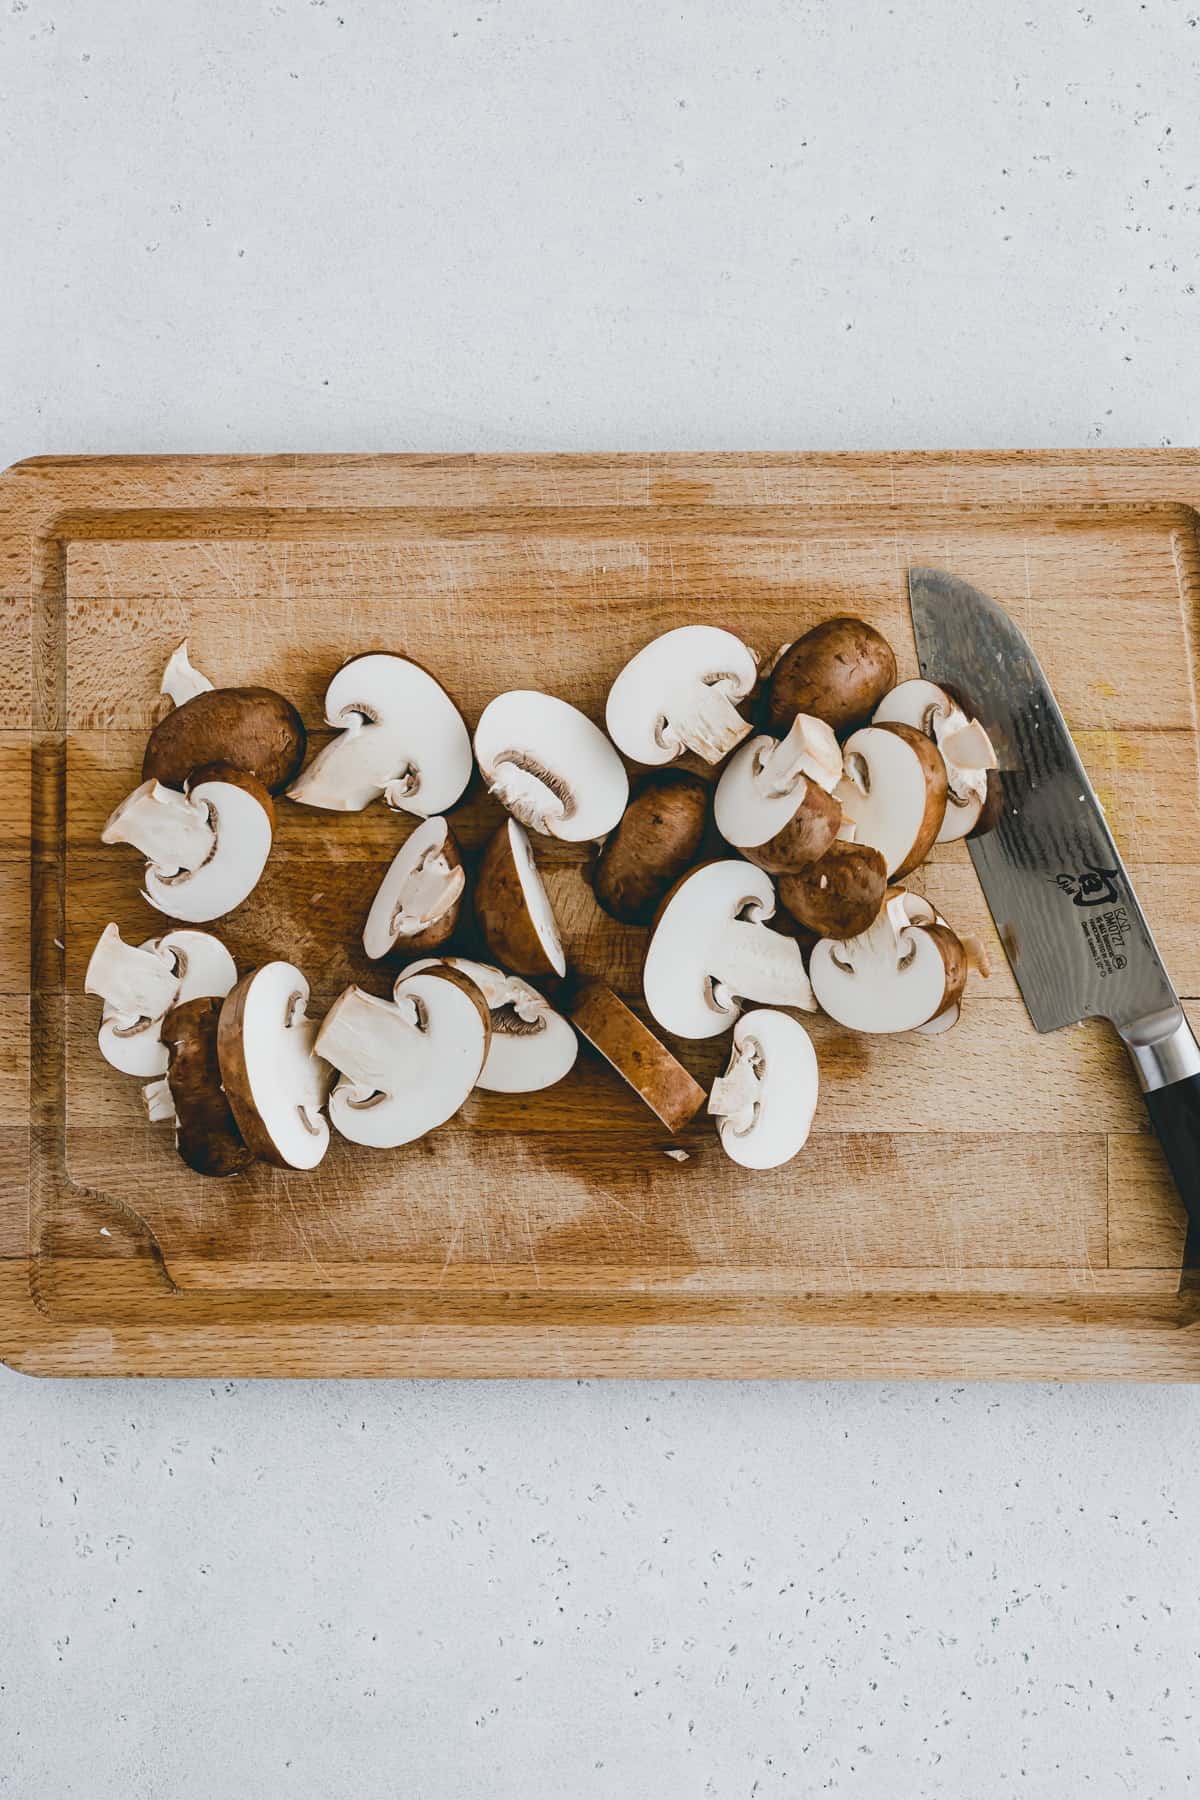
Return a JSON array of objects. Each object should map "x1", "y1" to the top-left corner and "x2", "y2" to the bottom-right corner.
[{"x1": 2, "y1": 3, "x2": 1198, "y2": 1794}]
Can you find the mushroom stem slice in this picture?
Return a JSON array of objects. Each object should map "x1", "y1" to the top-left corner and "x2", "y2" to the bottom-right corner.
[
  {"x1": 487, "y1": 759, "x2": 569, "y2": 836},
  {"x1": 569, "y1": 983, "x2": 706, "y2": 1132},
  {"x1": 754, "y1": 714, "x2": 842, "y2": 797},
  {"x1": 85, "y1": 923, "x2": 180, "y2": 1025},
  {"x1": 102, "y1": 780, "x2": 214, "y2": 875},
  {"x1": 142, "y1": 1076, "x2": 178, "y2": 1124},
  {"x1": 709, "y1": 1009, "x2": 819, "y2": 1169},
  {"x1": 160, "y1": 641, "x2": 214, "y2": 709}
]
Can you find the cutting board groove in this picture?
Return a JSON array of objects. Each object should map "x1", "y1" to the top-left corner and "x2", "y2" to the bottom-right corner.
[{"x1": 2, "y1": 451, "x2": 1198, "y2": 1377}]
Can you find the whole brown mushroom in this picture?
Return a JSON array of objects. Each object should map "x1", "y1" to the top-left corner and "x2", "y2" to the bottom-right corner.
[
  {"x1": 778, "y1": 841, "x2": 888, "y2": 941},
  {"x1": 592, "y1": 771, "x2": 709, "y2": 925},
  {"x1": 144, "y1": 686, "x2": 307, "y2": 794},
  {"x1": 766, "y1": 617, "x2": 897, "y2": 737}
]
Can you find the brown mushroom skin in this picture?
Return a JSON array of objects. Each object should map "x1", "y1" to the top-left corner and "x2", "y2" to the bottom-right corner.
[
  {"x1": 592, "y1": 771, "x2": 708, "y2": 925},
  {"x1": 870, "y1": 720, "x2": 949, "y2": 876},
  {"x1": 144, "y1": 687, "x2": 307, "y2": 794},
  {"x1": 965, "y1": 767, "x2": 1003, "y2": 839},
  {"x1": 778, "y1": 841, "x2": 887, "y2": 941},
  {"x1": 163, "y1": 996, "x2": 254, "y2": 1178},
  {"x1": 473, "y1": 822, "x2": 561, "y2": 980},
  {"x1": 767, "y1": 617, "x2": 898, "y2": 736},
  {"x1": 925, "y1": 922, "x2": 969, "y2": 1019},
  {"x1": 740, "y1": 782, "x2": 842, "y2": 876},
  {"x1": 569, "y1": 982, "x2": 705, "y2": 1132}
]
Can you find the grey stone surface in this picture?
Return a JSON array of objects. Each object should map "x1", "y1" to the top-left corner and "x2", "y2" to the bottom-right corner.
[{"x1": 2, "y1": 2, "x2": 1199, "y2": 1794}]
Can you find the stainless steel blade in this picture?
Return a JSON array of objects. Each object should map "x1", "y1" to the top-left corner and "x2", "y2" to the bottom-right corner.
[{"x1": 907, "y1": 567, "x2": 1182, "y2": 1040}]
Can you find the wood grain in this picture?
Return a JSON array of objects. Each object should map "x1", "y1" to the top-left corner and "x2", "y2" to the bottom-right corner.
[{"x1": 3, "y1": 450, "x2": 1200, "y2": 1378}]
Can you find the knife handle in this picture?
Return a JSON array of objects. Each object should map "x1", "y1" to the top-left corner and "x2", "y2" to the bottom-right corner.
[{"x1": 1121, "y1": 1016, "x2": 1200, "y2": 1272}]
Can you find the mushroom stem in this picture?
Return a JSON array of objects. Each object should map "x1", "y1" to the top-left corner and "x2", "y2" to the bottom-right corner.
[
  {"x1": 315, "y1": 986, "x2": 427, "y2": 1103},
  {"x1": 84, "y1": 923, "x2": 178, "y2": 1024},
  {"x1": 753, "y1": 714, "x2": 842, "y2": 798},
  {"x1": 660, "y1": 679, "x2": 752, "y2": 763},
  {"x1": 141, "y1": 1075, "x2": 178, "y2": 1124},
  {"x1": 711, "y1": 920, "x2": 815, "y2": 1013},
  {"x1": 102, "y1": 780, "x2": 214, "y2": 875},
  {"x1": 390, "y1": 845, "x2": 465, "y2": 939},
  {"x1": 707, "y1": 1036, "x2": 762, "y2": 1136},
  {"x1": 486, "y1": 760, "x2": 568, "y2": 835},
  {"x1": 160, "y1": 641, "x2": 214, "y2": 709}
]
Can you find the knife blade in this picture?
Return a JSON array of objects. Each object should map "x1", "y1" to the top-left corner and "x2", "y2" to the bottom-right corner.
[{"x1": 908, "y1": 567, "x2": 1200, "y2": 1257}]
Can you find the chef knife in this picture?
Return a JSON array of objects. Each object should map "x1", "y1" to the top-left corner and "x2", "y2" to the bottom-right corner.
[{"x1": 908, "y1": 566, "x2": 1200, "y2": 1258}]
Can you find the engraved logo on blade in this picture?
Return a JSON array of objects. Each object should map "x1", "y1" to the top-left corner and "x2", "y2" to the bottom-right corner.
[{"x1": 1054, "y1": 866, "x2": 1129, "y2": 978}]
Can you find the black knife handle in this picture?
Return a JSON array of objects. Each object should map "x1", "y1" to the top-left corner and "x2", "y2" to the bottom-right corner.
[{"x1": 1142, "y1": 1077, "x2": 1200, "y2": 1272}]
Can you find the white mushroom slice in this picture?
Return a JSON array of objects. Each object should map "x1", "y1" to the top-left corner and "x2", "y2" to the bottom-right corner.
[
  {"x1": 104, "y1": 769, "x2": 273, "y2": 924},
  {"x1": 873, "y1": 679, "x2": 999, "y2": 843},
  {"x1": 473, "y1": 691, "x2": 628, "y2": 841},
  {"x1": 288, "y1": 653, "x2": 472, "y2": 817},
  {"x1": 714, "y1": 731, "x2": 842, "y2": 873},
  {"x1": 809, "y1": 890, "x2": 967, "y2": 1034},
  {"x1": 643, "y1": 860, "x2": 815, "y2": 1041},
  {"x1": 403, "y1": 956, "x2": 577, "y2": 1093},
  {"x1": 834, "y1": 723, "x2": 947, "y2": 878},
  {"x1": 316, "y1": 967, "x2": 490, "y2": 1149},
  {"x1": 87, "y1": 922, "x2": 238, "y2": 1078},
  {"x1": 161, "y1": 641, "x2": 214, "y2": 708},
  {"x1": 362, "y1": 817, "x2": 465, "y2": 959},
  {"x1": 217, "y1": 961, "x2": 332, "y2": 1169},
  {"x1": 605, "y1": 626, "x2": 758, "y2": 767},
  {"x1": 709, "y1": 1008, "x2": 819, "y2": 1170}
]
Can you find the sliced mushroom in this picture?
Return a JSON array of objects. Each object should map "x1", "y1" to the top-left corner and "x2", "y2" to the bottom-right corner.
[
  {"x1": 605, "y1": 626, "x2": 758, "y2": 767},
  {"x1": 160, "y1": 641, "x2": 214, "y2": 708},
  {"x1": 592, "y1": 770, "x2": 709, "y2": 924},
  {"x1": 809, "y1": 890, "x2": 967, "y2": 1033},
  {"x1": 834, "y1": 722, "x2": 947, "y2": 878},
  {"x1": 872, "y1": 678, "x2": 1000, "y2": 841},
  {"x1": 767, "y1": 617, "x2": 897, "y2": 736},
  {"x1": 316, "y1": 966, "x2": 490, "y2": 1149},
  {"x1": 404, "y1": 956, "x2": 577, "y2": 1093},
  {"x1": 288, "y1": 653, "x2": 472, "y2": 816},
  {"x1": 569, "y1": 983, "x2": 706, "y2": 1132},
  {"x1": 162, "y1": 996, "x2": 255, "y2": 1177},
  {"x1": 217, "y1": 961, "x2": 333, "y2": 1168},
  {"x1": 474, "y1": 690, "x2": 628, "y2": 841},
  {"x1": 103, "y1": 766, "x2": 274, "y2": 924},
  {"x1": 777, "y1": 841, "x2": 887, "y2": 942},
  {"x1": 362, "y1": 817, "x2": 465, "y2": 959},
  {"x1": 643, "y1": 860, "x2": 815, "y2": 1041},
  {"x1": 474, "y1": 818, "x2": 566, "y2": 979},
  {"x1": 144, "y1": 686, "x2": 306, "y2": 794},
  {"x1": 714, "y1": 729, "x2": 842, "y2": 874},
  {"x1": 85, "y1": 921, "x2": 237, "y2": 1077},
  {"x1": 708, "y1": 1008, "x2": 819, "y2": 1169}
]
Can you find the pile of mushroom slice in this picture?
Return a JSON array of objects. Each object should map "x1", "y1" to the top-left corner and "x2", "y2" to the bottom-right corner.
[{"x1": 86, "y1": 610, "x2": 995, "y2": 1184}]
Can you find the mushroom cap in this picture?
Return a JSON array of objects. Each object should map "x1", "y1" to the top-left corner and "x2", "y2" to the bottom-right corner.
[
  {"x1": 714, "y1": 735, "x2": 842, "y2": 873},
  {"x1": 217, "y1": 961, "x2": 332, "y2": 1168},
  {"x1": 288, "y1": 653, "x2": 472, "y2": 816},
  {"x1": 777, "y1": 841, "x2": 887, "y2": 942},
  {"x1": 568, "y1": 982, "x2": 706, "y2": 1132},
  {"x1": 318, "y1": 967, "x2": 490, "y2": 1149},
  {"x1": 605, "y1": 626, "x2": 758, "y2": 766},
  {"x1": 474, "y1": 690, "x2": 628, "y2": 841},
  {"x1": 708, "y1": 1008, "x2": 819, "y2": 1170},
  {"x1": 362, "y1": 816, "x2": 465, "y2": 960},
  {"x1": 834, "y1": 722, "x2": 947, "y2": 878},
  {"x1": 766, "y1": 617, "x2": 897, "y2": 736},
  {"x1": 809, "y1": 891, "x2": 966, "y2": 1033},
  {"x1": 163, "y1": 996, "x2": 255, "y2": 1177},
  {"x1": 142, "y1": 766, "x2": 274, "y2": 924},
  {"x1": 474, "y1": 818, "x2": 566, "y2": 979},
  {"x1": 92, "y1": 925, "x2": 238, "y2": 1077},
  {"x1": 643, "y1": 859, "x2": 814, "y2": 1041},
  {"x1": 872, "y1": 678, "x2": 999, "y2": 843},
  {"x1": 591, "y1": 770, "x2": 709, "y2": 925},
  {"x1": 404, "y1": 956, "x2": 578, "y2": 1093},
  {"x1": 144, "y1": 686, "x2": 306, "y2": 794}
]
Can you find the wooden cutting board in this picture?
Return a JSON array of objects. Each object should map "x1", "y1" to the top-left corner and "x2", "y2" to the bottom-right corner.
[{"x1": 2, "y1": 451, "x2": 1197, "y2": 1379}]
